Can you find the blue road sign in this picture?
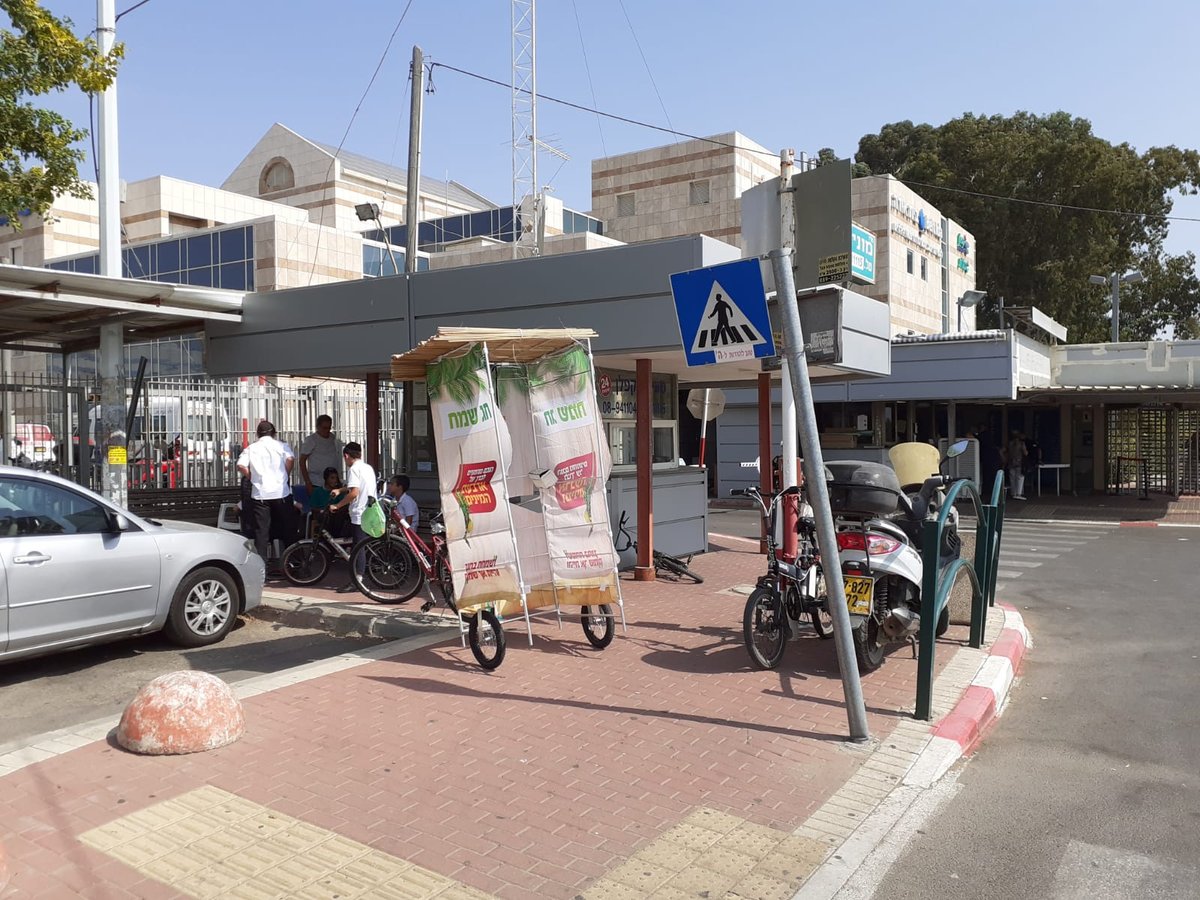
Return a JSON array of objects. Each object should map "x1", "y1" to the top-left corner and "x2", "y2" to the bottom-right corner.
[{"x1": 670, "y1": 259, "x2": 776, "y2": 368}]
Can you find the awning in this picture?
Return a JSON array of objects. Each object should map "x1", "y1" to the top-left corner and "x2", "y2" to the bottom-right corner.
[
  {"x1": 0, "y1": 264, "x2": 245, "y2": 353},
  {"x1": 391, "y1": 326, "x2": 599, "y2": 379}
]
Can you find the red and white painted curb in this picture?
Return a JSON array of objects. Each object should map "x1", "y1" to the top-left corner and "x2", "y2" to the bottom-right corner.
[{"x1": 904, "y1": 603, "x2": 1031, "y2": 788}]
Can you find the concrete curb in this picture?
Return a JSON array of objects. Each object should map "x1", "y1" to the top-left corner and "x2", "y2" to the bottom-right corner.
[
  {"x1": 902, "y1": 603, "x2": 1030, "y2": 789},
  {"x1": 250, "y1": 589, "x2": 458, "y2": 640}
]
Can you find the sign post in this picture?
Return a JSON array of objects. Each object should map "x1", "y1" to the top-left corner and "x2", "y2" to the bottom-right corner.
[
  {"x1": 774, "y1": 150, "x2": 870, "y2": 743},
  {"x1": 686, "y1": 387, "x2": 726, "y2": 469}
]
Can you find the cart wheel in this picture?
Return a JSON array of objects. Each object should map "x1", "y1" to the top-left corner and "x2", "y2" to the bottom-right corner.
[
  {"x1": 468, "y1": 609, "x2": 506, "y2": 670},
  {"x1": 581, "y1": 604, "x2": 615, "y2": 649}
]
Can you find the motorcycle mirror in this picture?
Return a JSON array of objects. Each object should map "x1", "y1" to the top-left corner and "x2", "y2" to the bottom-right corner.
[{"x1": 946, "y1": 439, "x2": 970, "y2": 459}]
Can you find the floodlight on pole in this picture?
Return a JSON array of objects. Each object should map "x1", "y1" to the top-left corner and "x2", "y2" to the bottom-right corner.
[
  {"x1": 1088, "y1": 270, "x2": 1145, "y2": 342},
  {"x1": 957, "y1": 289, "x2": 986, "y2": 332},
  {"x1": 355, "y1": 203, "x2": 400, "y2": 277}
]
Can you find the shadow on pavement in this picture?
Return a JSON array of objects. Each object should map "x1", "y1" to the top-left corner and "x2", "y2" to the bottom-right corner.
[{"x1": 362, "y1": 671, "x2": 845, "y2": 743}]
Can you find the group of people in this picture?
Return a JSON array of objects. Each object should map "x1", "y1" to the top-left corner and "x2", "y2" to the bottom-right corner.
[
  {"x1": 975, "y1": 424, "x2": 1041, "y2": 501},
  {"x1": 235, "y1": 414, "x2": 418, "y2": 592}
]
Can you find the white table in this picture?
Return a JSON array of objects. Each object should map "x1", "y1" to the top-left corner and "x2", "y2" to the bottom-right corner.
[{"x1": 1038, "y1": 463, "x2": 1070, "y2": 497}]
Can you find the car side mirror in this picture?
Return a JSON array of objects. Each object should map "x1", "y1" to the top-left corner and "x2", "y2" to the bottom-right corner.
[{"x1": 110, "y1": 513, "x2": 132, "y2": 533}]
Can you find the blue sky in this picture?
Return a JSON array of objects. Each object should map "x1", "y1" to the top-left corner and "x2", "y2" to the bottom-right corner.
[{"x1": 44, "y1": 0, "x2": 1200, "y2": 256}]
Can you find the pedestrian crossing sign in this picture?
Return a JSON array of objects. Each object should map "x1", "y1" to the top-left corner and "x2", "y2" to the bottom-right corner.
[{"x1": 669, "y1": 259, "x2": 776, "y2": 367}]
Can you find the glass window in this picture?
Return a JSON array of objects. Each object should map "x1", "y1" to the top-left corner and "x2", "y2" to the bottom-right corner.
[
  {"x1": 219, "y1": 227, "x2": 246, "y2": 264},
  {"x1": 157, "y1": 239, "x2": 181, "y2": 273},
  {"x1": 158, "y1": 270, "x2": 180, "y2": 284},
  {"x1": 76, "y1": 255, "x2": 97, "y2": 274},
  {"x1": 920, "y1": 256, "x2": 927, "y2": 281},
  {"x1": 186, "y1": 338, "x2": 203, "y2": 375},
  {"x1": 906, "y1": 249, "x2": 914, "y2": 275},
  {"x1": 0, "y1": 477, "x2": 114, "y2": 536},
  {"x1": 187, "y1": 234, "x2": 212, "y2": 268},
  {"x1": 184, "y1": 267, "x2": 212, "y2": 287},
  {"x1": 218, "y1": 262, "x2": 246, "y2": 291},
  {"x1": 246, "y1": 261, "x2": 255, "y2": 291},
  {"x1": 363, "y1": 245, "x2": 382, "y2": 276},
  {"x1": 607, "y1": 423, "x2": 677, "y2": 467},
  {"x1": 156, "y1": 339, "x2": 183, "y2": 376}
]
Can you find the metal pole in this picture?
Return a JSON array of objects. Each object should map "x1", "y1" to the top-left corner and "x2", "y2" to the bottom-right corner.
[
  {"x1": 772, "y1": 150, "x2": 869, "y2": 742},
  {"x1": 781, "y1": 355, "x2": 797, "y2": 489},
  {"x1": 404, "y1": 45, "x2": 425, "y2": 274},
  {"x1": 96, "y1": 0, "x2": 126, "y2": 505},
  {"x1": 697, "y1": 388, "x2": 711, "y2": 468},
  {"x1": 1111, "y1": 273, "x2": 1120, "y2": 343}
]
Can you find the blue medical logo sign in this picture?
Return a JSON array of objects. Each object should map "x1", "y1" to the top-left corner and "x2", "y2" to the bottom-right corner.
[
  {"x1": 669, "y1": 259, "x2": 776, "y2": 368},
  {"x1": 851, "y1": 223, "x2": 876, "y2": 285}
]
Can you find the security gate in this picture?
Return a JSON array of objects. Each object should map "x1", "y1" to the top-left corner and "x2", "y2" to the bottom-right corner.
[{"x1": 1108, "y1": 405, "x2": 1200, "y2": 497}]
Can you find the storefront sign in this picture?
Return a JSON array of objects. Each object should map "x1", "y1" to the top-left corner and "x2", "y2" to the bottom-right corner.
[
  {"x1": 818, "y1": 252, "x2": 851, "y2": 284},
  {"x1": 596, "y1": 370, "x2": 673, "y2": 419},
  {"x1": 890, "y1": 195, "x2": 944, "y2": 242},
  {"x1": 851, "y1": 223, "x2": 876, "y2": 284}
]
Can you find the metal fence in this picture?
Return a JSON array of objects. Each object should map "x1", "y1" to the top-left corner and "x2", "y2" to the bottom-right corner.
[{"x1": 0, "y1": 370, "x2": 405, "y2": 491}]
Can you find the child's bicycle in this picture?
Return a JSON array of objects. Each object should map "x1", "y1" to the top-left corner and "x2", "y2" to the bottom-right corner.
[
  {"x1": 349, "y1": 500, "x2": 505, "y2": 670},
  {"x1": 279, "y1": 508, "x2": 355, "y2": 586},
  {"x1": 613, "y1": 511, "x2": 704, "y2": 584}
]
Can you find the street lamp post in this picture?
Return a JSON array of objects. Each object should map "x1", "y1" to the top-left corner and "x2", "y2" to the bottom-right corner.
[
  {"x1": 957, "y1": 289, "x2": 987, "y2": 332},
  {"x1": 1089, "y1": 271, "x2": 1144, "y2": 343}
]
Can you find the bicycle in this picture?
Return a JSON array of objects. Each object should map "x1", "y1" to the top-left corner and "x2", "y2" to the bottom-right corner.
[
  {"x1": 730, "y1": 484, "x2": 831, "y2": 670},
  {"x1": 279, "y1": 507, "x2": 355, "y2": 586},
  {"x1": 613, "y1": 511, "x2": 704, "y2": 584},
  {"x1": 349, "y1": 499, "x2": 505, "y2": 670}
]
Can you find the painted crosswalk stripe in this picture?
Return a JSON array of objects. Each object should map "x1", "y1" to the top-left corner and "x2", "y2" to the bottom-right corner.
[
  {"x1": 999, "y1": 549, "x2": 1061, "y2": 559},
  {"x1": 996, "y1": 569, "x2": 1025, "y2": 579},
  {"x1": 994, "y1": 558, "x2": 1042, "y2": 568}
]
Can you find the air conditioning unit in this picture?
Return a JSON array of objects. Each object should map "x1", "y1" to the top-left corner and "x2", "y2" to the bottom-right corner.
[{"x1": 938, "y1": 438, "x2": 980, "y2": 492}]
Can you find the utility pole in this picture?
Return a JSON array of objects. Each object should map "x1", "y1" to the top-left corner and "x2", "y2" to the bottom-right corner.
[
  {"x1": 404, "y1": 45, "x2": 424, "y2": 274},
  {"x1": 96, "y1": 0, "x2": 127, "y2": 507},
  {"x1": 770, "y1": 149, "x2": 870, "y2": 743},
  {"x1": 511, "y1": 0, "x2": 538, "y2": 256}
]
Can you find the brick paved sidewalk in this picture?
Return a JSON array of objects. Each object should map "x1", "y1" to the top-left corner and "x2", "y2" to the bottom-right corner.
[{"x1": 0, "y1": 539, "x2": 972, "y2": 900}]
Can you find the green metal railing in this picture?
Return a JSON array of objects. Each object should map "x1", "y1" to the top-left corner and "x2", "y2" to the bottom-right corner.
[{"x1": 914, "y1": 471, "x2": 1006, "y2": 720}]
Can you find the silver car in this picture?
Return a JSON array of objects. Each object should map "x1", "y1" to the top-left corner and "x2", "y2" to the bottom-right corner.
[{"x1": 0, "y1": 466, "x2": 264, "y2": 661}]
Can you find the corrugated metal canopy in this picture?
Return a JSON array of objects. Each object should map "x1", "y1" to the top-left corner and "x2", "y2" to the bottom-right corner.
[
  {"x1": 391, "y1": 326, "x2": 598, "y2": 380},
  {"x1": 0, "y1": 264, "x2": 244, "y2": 352}
]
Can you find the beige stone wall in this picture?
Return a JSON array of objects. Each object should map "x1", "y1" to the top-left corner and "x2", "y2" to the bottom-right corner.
[
  {"x1": 591, "y1": 132, "x2": 774, "y2": 250},
  {"x1": 252, "y1": 216, "x2": 364, "y2": 291}
]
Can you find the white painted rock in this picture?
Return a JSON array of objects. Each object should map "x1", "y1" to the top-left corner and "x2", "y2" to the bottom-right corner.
[{"x1": 116, "y1": 671, "x2": 245, "y2": 755}]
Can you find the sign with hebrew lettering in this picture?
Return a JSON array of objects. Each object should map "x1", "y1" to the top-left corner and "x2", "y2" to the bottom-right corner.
[
  {"x1": 527, "y1": 347, "x2": 620, "y2": 597},
  {"x1": 427, "y1": 344, "x2": 521, "y2": 612}
]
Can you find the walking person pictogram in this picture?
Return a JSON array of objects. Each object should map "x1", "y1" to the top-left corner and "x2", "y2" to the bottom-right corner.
[{"x1": 707, "y1": 293, "x2": 742, "y2": 346}]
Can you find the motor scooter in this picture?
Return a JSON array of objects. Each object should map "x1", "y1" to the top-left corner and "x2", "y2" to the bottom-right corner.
[{"x1": 828, "y1": 440, "x2": 970, "y2": 673}]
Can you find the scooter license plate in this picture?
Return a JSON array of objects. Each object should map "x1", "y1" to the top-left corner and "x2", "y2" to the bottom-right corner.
[{"x1": 843, "y1": 576, "x2": 873, "y2": 615}]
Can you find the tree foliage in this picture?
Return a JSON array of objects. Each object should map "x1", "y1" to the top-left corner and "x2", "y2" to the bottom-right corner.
[
  {"x1": 852, "y1": 113, "x2": 1200, "y2": 341},
  {"x1": 0, "y1": 0, "x2": 121, "y2": 224}
]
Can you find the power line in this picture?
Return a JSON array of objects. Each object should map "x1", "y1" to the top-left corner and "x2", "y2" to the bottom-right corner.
[
  {"x1": 306, "y1": 0, "x2": 417, "y2": 285},
  {"x1": 899, "y1": 179, "x2": 1200, "y2": 225},
  {"x1": 569, "y1": 0, "x2": 606, "y2": 159},
  {"x1": 431, "y1": 61, "x2": 1200, "y2": 228},
  {"x1": 116, "y1": 0, "x2": 154, "y2": 21},
  {"x1": 616, "y1": 0, "x2": 674, "y2": 136}
]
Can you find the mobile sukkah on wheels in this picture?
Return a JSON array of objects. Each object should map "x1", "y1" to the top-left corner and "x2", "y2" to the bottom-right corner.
[{"x1": 388, "y1": 327, "x2": 628, "y2": 669}]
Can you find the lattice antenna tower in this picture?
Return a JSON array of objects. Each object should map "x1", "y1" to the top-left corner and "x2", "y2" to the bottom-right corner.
[{"x1": 512, "y1": 0, "x2": 538, "y2": 257}]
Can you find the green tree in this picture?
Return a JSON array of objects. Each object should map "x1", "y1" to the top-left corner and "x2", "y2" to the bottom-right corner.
[
  {"x1": 0, "y1": 0, "x2": 121, "y2": 224},
  {"x1": 854, "y1": 113, "x2": 1200, "y2": 341}
]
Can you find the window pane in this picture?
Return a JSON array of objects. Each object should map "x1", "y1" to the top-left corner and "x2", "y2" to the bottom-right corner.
[
  {"x1": 0, "y1": 477, "x2": 112, "y2": 536},
  {"x1": 218, "y1": 262, "x2": 246, "y2": 290},
  {"x1": 219, "y1": 227, "x2": 246, "y2": 264},
  {"x1": 157, "y1": 239, "x2": 181, "y2": 273},
  {"x1": 76, "y1": 255, "x2": 97, "y2": 274},
  {"x1": 246, "y1": 261, "x2": 255, "y2": 291},
  {"x1": 653, "y1": 427, "x2": 675, "y2": 464},
  {"x1": 187, "y1": 234, "x2": 212, "y2": 268},
  {"x1": 184, "y1": 267, "x2": 212, "y2": 287}
]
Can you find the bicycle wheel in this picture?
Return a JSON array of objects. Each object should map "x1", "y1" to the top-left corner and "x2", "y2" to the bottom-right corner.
[
  {"x1": 806, "y1": 569, "x2": 834, "y2": 640},
  {"x1": 280, "y1": 540, "x2": 330, "y2": 586},
  {"x1": 655, "y1": 551, "x2": 705, "y2": 584},
  {"x1": 580, "y1": 604, "x2": 615, "y2": 649},
  {"x1": 743, "y1": 587, "x2": 787, "y2": 670},
  {"x1": 468, "y1": 609, "x2": 506, "y2": 670},
  {"x1": 350, "y1": 535, "x2": 424, "y2": 604}
]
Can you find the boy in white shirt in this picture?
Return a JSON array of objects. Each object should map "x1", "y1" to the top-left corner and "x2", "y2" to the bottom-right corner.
[
  {"x1": 328, "y1": 441, "x2": 377, "y2": 592},
  {"x1": 385, "y1": 474, "x2": 420, "y2": 530}
]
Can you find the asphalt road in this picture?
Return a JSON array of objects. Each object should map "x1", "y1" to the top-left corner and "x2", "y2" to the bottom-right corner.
[
  {"x1": 0, "y1": 617, "x2": 381, "y2": 745},
  {"x1": 854, "y1": 524, "x2": 1200, "y2": 899}
]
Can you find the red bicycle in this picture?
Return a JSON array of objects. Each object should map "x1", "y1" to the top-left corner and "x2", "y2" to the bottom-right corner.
[{"x1": 349, "y1": 499, "x2": 505, "y2": 670}]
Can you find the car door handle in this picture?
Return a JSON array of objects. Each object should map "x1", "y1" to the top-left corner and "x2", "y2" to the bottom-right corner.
[{"x1": 13, "y1": 552, "x2": 51, "y2": 565}]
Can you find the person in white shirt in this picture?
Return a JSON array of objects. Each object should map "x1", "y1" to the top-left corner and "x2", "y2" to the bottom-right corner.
[
  {"x1": 235, "y1": 420, "x2": 297, "y2": 569},
  {"x1": 385, "y1": 474, "x2": 420, "y2": 530},
  {"x1": 329, "y1": 441, "x2": 377, "y2": 592},
  {"x1": 298, "y1": 415, "x2": 342, "y2": 493}
]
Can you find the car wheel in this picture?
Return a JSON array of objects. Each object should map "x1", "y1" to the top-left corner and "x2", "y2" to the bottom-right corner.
[{"x1": 164, "y1": 566, "x2": 240, "y2": 648}]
